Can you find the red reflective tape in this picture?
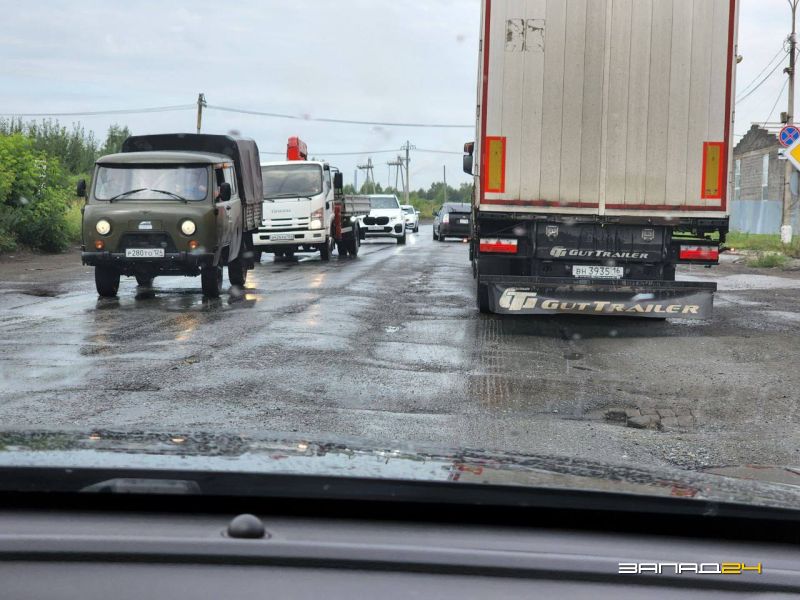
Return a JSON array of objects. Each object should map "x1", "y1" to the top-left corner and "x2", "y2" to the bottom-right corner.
[
  {"x1": 680, "y1": 246, "x2": 719, "y2": 261},
  {"x1": 479, "y1": 239, "x2": 517, "y2": 254}
]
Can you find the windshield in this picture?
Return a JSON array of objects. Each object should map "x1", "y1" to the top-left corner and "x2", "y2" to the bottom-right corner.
[
  {"x1": 262, "y1": 164, "x2": 323, "y2": 199},
  {"x1": 94, "y1": 166, "x2": 209, "y2": 201},
  {"x1": 369, "y1": 196, "x2": 400, "y2": 209},
  {"x1": 3, "y1": 0, "x2": 800, "y2": 520}
]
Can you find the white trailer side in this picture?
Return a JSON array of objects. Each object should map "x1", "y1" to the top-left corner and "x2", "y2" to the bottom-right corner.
[{"x1": 474, "y1": 0, "x2": 738, "y2": 220}]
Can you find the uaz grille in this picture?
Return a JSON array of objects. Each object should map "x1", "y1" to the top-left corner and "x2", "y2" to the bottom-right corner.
[{"x1": 119, "y1": 233, "x2": 177, "y2": 252}]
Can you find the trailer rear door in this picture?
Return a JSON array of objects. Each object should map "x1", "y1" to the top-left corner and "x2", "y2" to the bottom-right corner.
[{"x1": 476, "y1": 0, "x2": 737, "y2": 219}]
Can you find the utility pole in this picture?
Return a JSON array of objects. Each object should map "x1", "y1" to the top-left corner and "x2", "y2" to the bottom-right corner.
[
  {"x1": 357, "y1": 158, "x2": 376, "y2": 194},
  {"x1": 783, "y1": 0, "x2": 799, "y2": 244},
  {"x1": 196, "y1": 93, "x2": 207, "y2": 134},
  {"x1": 354, "y1": 169, "x2": 358, "y2": 194},
  {"x1": 387, "y1": 156, "x2": 405, "y2": 193},
  {"x1": 443, "y1": 165, "x2": 448, "y2": 204},
  {"x1": 400, "y1": 141, "x2": 415, "y2": 204}
]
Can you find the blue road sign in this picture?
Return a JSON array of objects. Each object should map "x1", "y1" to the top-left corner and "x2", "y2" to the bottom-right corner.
[{"x1": 780, "y1": 125, "x2": 800, "y2": 148}]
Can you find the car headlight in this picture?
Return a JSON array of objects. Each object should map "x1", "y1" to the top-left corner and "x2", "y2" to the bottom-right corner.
[
  {"x1": 310, "y1": 208, "x2": 324, "y2": 230},
  {"x1": 95, "y1": 219, "x2": 111, "y2": 236},
  {"x1": 180, "y1": 220, "x2": 197, "y2": 236}
]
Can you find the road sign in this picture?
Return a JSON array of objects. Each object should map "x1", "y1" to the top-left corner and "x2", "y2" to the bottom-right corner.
[
  {"x1": 780, "y1": 125, "x2": 800, "y2": 148},
  {"x1": 785, "y1": 135, "x2": 800, "y2": 172}
]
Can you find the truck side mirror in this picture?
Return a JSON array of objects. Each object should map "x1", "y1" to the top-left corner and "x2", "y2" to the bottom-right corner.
[
  {"x1": 76, "y1": 179, "x2": 87, "y2": 198},
  {"x1": 333, "y1": 172, "x2": 344, "y2": 192},
  {"x1": 463, "y1": 141, "x2": 475, "y2": 175},
  {"x1": 219, "y1": 182, "x2": 232, "y2": 203}
]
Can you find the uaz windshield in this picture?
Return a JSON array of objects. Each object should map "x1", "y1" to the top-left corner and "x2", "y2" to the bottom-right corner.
[
  {"x1": 94, "y1": 166, "x2": 209, "y2": 201},
  {"x1": 262, "y1": 164, "x2": 323, "y2": 199}
]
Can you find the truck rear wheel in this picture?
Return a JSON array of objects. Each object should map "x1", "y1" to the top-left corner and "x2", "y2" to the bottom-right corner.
[
  {"x1": 348, "y1": 231, "x2": 360, "y2": 256},
  {"x1": 95, "y1": 266, "x2": 120, "y2": 298},
  {"x1": 135, "y1": 275, "x2": 154, "y2": 288},
  {"x1": 201, "y1": 265, "x2": 222, "y2": 298},
  {"x1": 336, "y1": 241, "x2": 349, "y2": 257}
]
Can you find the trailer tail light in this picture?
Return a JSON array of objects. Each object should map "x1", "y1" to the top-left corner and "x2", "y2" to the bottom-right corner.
[
  {"x1": 480, "y1": 238, "x2": 518, "y2": 254},
  {"x1": 680, "y1": 245, "x2": 719, "y2": 262}
]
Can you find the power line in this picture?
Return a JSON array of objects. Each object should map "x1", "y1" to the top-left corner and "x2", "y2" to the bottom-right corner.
[
  {"x1": 415, "y1": 148, "x2": 463, "y2": 155},
  {"x1": 737, "y1": 46, "x2": 788, "y2": 98},
  {"x1": 0, "y1": 104, "x2": 195, "y2": 117},
  {"x1": 736, "y1": 57, "x2": 787, "y2": 105},
  {"x1": 259, "y1": 148, "x2": 460, "y2": 156},
  {"x1": 207, "y1": 104, "x2": 472, "y2": 129},
  {"x1": 763, "y1": 78, "x2": 790, "y2": 126}
]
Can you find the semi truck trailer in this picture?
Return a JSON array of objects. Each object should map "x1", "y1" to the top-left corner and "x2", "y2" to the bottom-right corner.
[{"x1": 465, "y1": 0, "x2": 739, "y2": 319}]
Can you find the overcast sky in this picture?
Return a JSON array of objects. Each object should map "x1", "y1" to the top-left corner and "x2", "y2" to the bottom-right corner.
[{"x1": 0, "y1": 0, "x2": 793, "y2": 188}]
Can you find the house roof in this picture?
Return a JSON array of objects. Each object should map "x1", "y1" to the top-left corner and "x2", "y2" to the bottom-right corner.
[{"x1": 734, "y1": 124, "x2": 781, "y2": 156}]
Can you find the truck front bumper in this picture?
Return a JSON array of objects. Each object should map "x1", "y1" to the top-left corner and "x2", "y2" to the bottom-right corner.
[
  {"x1": 81, "y1": 251, "x2": 215, "y2": 273},
  {"x1": 253, "y1": 229, "x2": 327, "y2": 247},
  {"x1": 480, "y1": 276, "x2": 717, "y2": 319},
  {"x1": 362, "y1": 223, "x2": 405, "y2": 238}
]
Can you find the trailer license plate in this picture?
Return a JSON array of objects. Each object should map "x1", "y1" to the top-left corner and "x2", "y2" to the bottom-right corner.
[
  {"x1": 125, "y1": 248, "x2": 164, "y2": 258},
  {"x1": 572, "y1": 265, "x2": 624, "y2": 279},
  {"x1": 271, "y1": 233, "x2": 295, "y2": 241}
]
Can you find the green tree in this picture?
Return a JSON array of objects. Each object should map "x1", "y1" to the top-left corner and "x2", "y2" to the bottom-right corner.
[
  {"x1": 0, "y1": 133, "x2": 74, "y2": 253},
  {"x1": 0, "y1": 118, "x2": 99, "y2": 175},
  {"x1": 100, "y1": 124, "x2": 131, "y2": 156}
]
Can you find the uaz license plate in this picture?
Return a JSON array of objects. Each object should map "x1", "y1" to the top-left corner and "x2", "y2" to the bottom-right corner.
[
  {"x1": 125, "y1": 248, "x2": 165, "y2": 258},
  {"x1": 572, "y1": 265, "x2": 624, "y2": 279}
]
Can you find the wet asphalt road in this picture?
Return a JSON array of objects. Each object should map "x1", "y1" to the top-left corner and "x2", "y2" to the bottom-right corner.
[{"x1": 1, "y1": 224, "x2": 799, "y2": 471}]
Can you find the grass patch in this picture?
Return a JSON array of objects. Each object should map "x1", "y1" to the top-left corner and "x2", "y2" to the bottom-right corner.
[
  {"x1": 746, "y1": 253, "x2": 790, "y2": 269},
  {"x1": 726, "y1": 232, "x2": 800, "y2": 257}
]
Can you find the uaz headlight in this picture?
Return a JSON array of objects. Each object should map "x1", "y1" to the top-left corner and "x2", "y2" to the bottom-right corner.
[
  {"x1": 95, "y1": 219, "x2": 111, "y2": 236},
  {"x1": 180, "y1": 220, "x2": 197, "y2": 236}
]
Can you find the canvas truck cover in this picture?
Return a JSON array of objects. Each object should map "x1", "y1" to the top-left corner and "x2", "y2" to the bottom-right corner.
[
  {"x1": 122, "y1": 134, "x2": 263, "y2": 208},
  {"x1": 475, "y1": 0, "x2": 738, "y2": 219}
]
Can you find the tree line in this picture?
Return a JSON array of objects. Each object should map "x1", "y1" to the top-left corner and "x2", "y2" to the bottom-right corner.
[{"x1": 0, "y1": 119, "x2": 131, "y2": 253}]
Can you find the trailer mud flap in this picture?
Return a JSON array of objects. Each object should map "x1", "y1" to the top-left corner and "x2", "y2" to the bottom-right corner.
[{"x1": 484, "y1": 277, "x2": 716, "y2": 319}]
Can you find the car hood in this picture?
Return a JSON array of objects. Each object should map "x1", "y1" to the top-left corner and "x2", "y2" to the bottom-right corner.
[
  {"x1": 363, "y1": 209, "x2": 402, "y2": 218},
  {"x1": 0, "y1": 430, "x2": 799, "y2": 509}
]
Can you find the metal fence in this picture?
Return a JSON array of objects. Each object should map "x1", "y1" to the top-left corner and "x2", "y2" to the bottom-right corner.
[{"x1": 730, "y1": 199, "x2": 800, "y2": 234}]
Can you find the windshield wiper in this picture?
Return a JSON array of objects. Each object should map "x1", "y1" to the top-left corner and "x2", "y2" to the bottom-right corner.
[
  {"x1": 149, "y1": 189, "x2": 190, "y2": 203},
  {"x1": 108, "y1": 188, "x2": 148, "y2": 202}
]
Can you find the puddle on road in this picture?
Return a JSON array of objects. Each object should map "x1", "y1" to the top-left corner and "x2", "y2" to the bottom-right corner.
[{"x1": 20, "y1": 288, "x2": 61, "y2": 298}]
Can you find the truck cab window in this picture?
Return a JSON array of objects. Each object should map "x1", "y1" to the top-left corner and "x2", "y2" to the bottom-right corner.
[{"x1": 224, "y1": 167, "x2": 237, "y2": 196}]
